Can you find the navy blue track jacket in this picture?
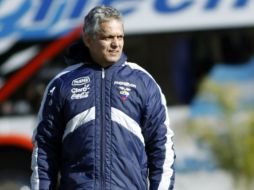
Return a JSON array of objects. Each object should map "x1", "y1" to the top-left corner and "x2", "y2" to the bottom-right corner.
[{"x1": 31, "y1": 41, "x2": 175, "y2": 190}]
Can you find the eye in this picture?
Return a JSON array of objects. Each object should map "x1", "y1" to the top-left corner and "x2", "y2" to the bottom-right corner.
[
  {"x1": 100, "y1": 35, "x2": 124, "y2": 41},
  {"x1": 102, "y1": 36, "x2": 113, "y2": 41},
  {"x1": 117, "y1": 35, "x2": 124, "y2": 40},
  {"x1": 99, "y1": 35, "x2": 109, "y2": 40}
]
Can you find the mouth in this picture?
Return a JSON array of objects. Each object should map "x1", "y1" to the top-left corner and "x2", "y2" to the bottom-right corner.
[{"x1": 109, "y1": 50, "x2": 119, "y2": 55}]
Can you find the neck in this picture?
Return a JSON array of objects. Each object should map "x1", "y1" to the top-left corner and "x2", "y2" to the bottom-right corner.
[
  {"x1": 98, "y1": 62, "x2": 115, "y2": 68},
  {"x1": 90, "y1": 54, "x2": 117, "y2": 68}
]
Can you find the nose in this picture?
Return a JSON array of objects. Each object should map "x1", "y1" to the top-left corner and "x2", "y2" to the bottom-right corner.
[{"x1": 111, "y1": 37, "x2": 119, "y2": 48}]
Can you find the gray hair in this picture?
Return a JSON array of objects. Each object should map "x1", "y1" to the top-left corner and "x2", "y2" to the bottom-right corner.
[{"x1": 83, "y1": 6, "x2": 123, "y2": 38}]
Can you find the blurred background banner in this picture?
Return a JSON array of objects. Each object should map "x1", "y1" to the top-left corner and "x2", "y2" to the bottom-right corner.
[
  {"x1": 0, "y1": 0, "x2": 254, "y2": 40},
  {"x1": 1, "y1": 0, "x2": 254, "y2": 190}
]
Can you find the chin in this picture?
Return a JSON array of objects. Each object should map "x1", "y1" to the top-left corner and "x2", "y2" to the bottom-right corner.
[{"x1": 107, "y1": 56, "x2": 120, "y2": 63}]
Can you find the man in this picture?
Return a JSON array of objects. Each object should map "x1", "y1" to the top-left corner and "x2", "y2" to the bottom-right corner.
[{"x1": 31, "y1": 5, "x2": 175, "y2": 190}]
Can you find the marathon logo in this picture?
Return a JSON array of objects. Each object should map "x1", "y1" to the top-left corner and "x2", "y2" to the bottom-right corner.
[{"x1": 114, "y1": 81, "x2": 136, "y2": 88}]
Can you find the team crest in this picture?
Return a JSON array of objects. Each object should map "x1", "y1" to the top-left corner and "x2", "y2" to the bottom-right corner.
[
  {"x1": 114, "y1": 81, "x2": 136, "y2": 101},
  {"x1": 119, "y1": 86, "x2": 131, "y2": 101}
]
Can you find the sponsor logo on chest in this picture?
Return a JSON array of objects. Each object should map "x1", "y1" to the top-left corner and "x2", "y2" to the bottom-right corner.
[{"x1": 71, "y1": 76, "x2": 90, "y2": 99}]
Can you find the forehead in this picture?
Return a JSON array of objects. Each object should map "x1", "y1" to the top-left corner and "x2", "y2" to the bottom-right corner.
[{"x1": 99, "y1": 19, "x2": 124, "y2": 35}]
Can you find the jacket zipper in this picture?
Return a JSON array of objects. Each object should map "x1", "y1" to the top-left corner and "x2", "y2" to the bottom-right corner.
[{"x1": 100, "y1": 68, "x2": 106, "y2": 189}]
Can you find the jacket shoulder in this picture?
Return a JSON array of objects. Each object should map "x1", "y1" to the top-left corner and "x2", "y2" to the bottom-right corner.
[
  {"x1": 124, "y1": 61, "x2": 158, "y2": 88},
  {"x1": 124, "y1": 62, "x2": 154, "y2": 81},
  {"x1": 44, "y1": 63, "x2": 84, "y2": 97}
]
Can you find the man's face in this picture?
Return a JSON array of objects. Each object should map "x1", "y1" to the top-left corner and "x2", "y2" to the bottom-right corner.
[{"x1": 85, "y1": 19, "x2": 124, "y2": 67}]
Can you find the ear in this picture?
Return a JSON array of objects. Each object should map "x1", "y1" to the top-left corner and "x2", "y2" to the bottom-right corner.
[{"x1": 82, "y1": 33, "x2": 91, "y2": 48}]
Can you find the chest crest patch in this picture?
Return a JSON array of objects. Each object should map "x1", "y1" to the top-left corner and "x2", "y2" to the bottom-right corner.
[{"x1": 114, "y1": 81, "x2": 136, "y2": 101}]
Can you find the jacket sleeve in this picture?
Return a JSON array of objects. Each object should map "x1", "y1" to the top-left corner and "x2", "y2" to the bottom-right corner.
[
  {"x1": 142, "y1": 79, "x2": 175, "y2": 190},
  {"x1": 31, "y1": 78, "x2": 65, "y2": 190}
]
